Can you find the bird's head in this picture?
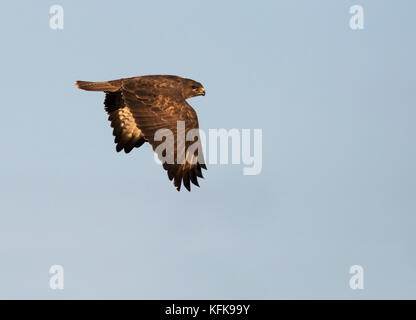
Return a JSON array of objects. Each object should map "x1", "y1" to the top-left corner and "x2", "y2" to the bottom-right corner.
[{"x1": 182, "y1": 79, "x2": 206, "y2": 99}]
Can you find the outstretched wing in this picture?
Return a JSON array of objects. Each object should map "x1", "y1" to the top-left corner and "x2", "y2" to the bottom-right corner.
[
  {"x1": 76, "y1": 79, "x2": 146, "y2": 153},
  {"x1": 121, "y1": 79, "x2": 206, "y2": 191},
  {"x1": 104, "y1": 92, "x2": 146, "y2": 153}
]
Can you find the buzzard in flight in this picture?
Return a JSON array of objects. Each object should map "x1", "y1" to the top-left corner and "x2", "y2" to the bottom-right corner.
[{"x1": 75, "y1": 75, "x2": 207, "y2": 191}]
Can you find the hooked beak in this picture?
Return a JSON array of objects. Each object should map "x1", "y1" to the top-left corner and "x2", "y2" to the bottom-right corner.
[{"x1": 199, "y1": 87, "x2": 206, "y2": 96}]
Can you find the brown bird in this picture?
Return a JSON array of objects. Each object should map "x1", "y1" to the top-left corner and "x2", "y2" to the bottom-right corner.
[{"x1": 75, "y1": 75, "x2": 207, "y2": 191}]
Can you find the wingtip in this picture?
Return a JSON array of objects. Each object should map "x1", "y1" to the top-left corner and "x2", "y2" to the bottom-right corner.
[{"x1": 184, "y1": 183, "x2": 191, "y2": 192}]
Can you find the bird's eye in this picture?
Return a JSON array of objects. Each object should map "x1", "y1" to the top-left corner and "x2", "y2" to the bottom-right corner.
[{"x1": 191, "y1": 86, "x2": 199, "y2": 90}]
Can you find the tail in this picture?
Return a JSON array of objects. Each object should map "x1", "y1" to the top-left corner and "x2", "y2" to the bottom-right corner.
[{"x1": 75, "y1": 80, "x2": 120, "y2": 92}]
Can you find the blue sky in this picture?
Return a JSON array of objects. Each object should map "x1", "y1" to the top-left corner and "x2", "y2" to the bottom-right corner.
[{"x1": 0, "y1": 0, "x2": 415, "y2": 298}]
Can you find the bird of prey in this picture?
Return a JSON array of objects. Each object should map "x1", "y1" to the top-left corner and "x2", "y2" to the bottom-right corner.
[{"x1": 75, "y1": 75, "x2": 207, "y2": 191}]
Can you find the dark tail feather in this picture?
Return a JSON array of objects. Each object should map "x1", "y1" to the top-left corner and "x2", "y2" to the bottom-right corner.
[{"x1": 75, "y1": 80, "x2": 120, "y2": 92}]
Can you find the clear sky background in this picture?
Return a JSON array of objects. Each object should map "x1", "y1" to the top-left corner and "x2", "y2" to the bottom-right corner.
[{"x1": 0, "y1": 0, "x2": 415, "y2": 299}]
